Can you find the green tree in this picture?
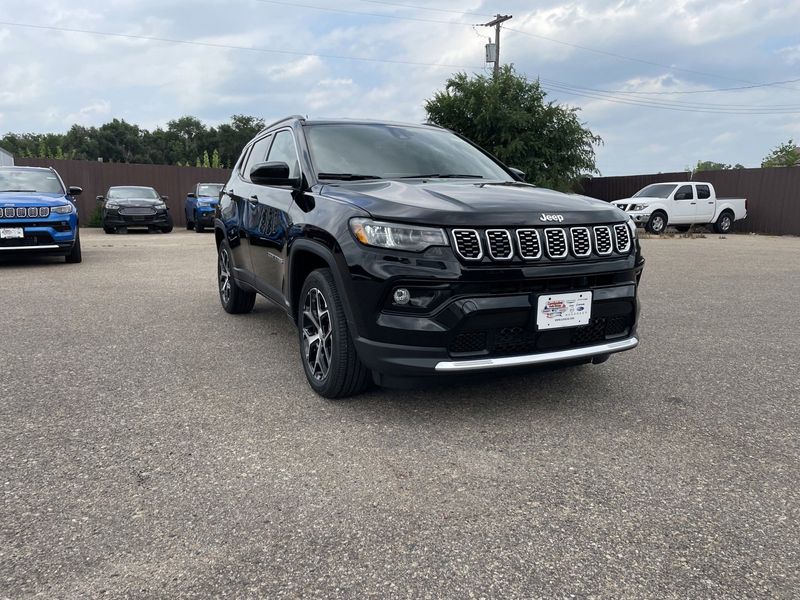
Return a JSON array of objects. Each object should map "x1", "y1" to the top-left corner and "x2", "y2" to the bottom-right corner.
[
  {"x1": 425, "y1": 65, "x2": 601, "y2": 190},
  {"x1": 761, "y1": 139, "x2": 800, "y2": 168},
  {"x1": 211, "y1": 149, "x2": 221, "y2": 169},
  {"x1": 202, "y1": 150, "x2": 211, "y2": 168}
]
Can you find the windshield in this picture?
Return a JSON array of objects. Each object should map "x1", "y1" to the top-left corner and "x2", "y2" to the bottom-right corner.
[
  {"x1": 0, "y1": 169, "x2": 64, "y2": 194},
  {"x1": 197, "y1": 184, "x2": 223, "y2": 197},
  {"x1": 633, "y1": 184, "x2": 677, "y2": 199},
  {"x1": 305, "y1": 123, "x2": 512, "y2": 181},
  {"x1": 108, "y1": 187, "x2": 159, "y2": 200}
]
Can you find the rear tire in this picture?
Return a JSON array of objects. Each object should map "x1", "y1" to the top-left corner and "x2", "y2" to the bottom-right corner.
[
  {"x1": 65, "y1": 231, "x2": 82, "y2": 263},
  {"x1": 645, "y1": 211, "x2": 668, "y2": 234},
  {"x1": 218, "y1": 241, "x2": 256, "y2": 314},
  {"x1": 103, "y1": 225, "x2": 115, "y2": 234},
  {"x1": 298, "y1": 269, "x2": 371, "y2": 399},
  {"x1": 186, "y1": 218, "x2": 193, "y2": 230},
  {"x1": 713, "y1": 210, "x2": 734, "y2": 234}
]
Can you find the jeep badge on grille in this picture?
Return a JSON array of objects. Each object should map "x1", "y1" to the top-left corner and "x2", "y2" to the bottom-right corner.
[{"x1": 540, "y1": 214, "x2": 564, "y2": 222}]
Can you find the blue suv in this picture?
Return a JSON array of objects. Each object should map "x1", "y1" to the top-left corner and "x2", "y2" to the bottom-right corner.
[
  {"x1": 0, "y1": 166, "x2": 82, "y2": 263},
  {"x1": 185, "y1": 183, "x2": 223, "y2": 232}
]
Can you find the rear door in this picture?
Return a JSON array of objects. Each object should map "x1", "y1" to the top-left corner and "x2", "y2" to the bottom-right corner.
[
  {"x1": 671, "y1": 184, "x2": 696, "y2": 223},
  {"x1": 695, "y1": 184, "x2": 715, "y2": 221},
  {"x1": 246, "y1": 128, "x2": 300, "y2": 301}
]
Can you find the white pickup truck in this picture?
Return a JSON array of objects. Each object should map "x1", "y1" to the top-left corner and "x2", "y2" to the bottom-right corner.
[{"x1": 612, "y1": 182, "x2": 747, "y2": 234}]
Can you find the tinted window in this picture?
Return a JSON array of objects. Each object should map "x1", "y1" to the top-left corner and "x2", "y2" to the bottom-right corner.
[
  {"x1": 697, "y1": 185, "x2": 711, "y2": 199},
  {"x1": 0, "y1": 168, "x2": 64, "y2": 194},
  {"x1": 305, "y1": 124, "x2": 511, "y2": 181},
  {"x1": 244, "y1": 134, "x2": 273, "y2": 181},
  {"x1": 267, "y1": 130, "x2": 300, "y2": 179},
  {"x1": 675, "y1": 185, "x2": 694, "y2": 200},
  {"x1": 108, "y1": 187, "x2": 159, "y2": 199},
  {"x1": 633, "y1": 184, "x2": 677, "y2": 199},
  {"x1": 197, "y1": 184, "x2": 223, "y2": 197}
]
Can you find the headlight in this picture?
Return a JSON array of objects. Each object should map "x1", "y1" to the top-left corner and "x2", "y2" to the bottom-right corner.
[
  {"x1": 51, "y1": 203, "x2": 75, "y2": 214},
  {"x1": 154, "y1": 202, "x2": 167, "y2": 210},
  {"x1": 350, "y1": 218, "x2": 449, "y2": 252},
  {"x1": 629, "y1": 203, "x2": 648, "y2": 211},
  {"x1": 105, "y1": 201, "x2": 120, "y2": 209}
]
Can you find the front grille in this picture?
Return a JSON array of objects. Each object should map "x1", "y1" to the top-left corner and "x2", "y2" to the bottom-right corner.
[
  {"x1": 452, "y1": 229, "x2": 482, "y2": 260},
  {"x1": 485, "y1": 229, "x2": 513, "y2": 260},
  {"x1": 544, "y1": 228, "x2": 568, "y2": 258},
  {"x1": 570, "y1": 227, "x2": 591, "y2": 257},
  {"x1": 494, "y1": 327, "x2": 537, "y2": 355},
  {"x1": 0, "y1": 233, "x2": 54, "y2": 248},
  {"x1": 119, "y1": 207, "x2": 156, "y2": 216},
  {"x1": 450, "y1": 224, "x2": 632, "y2": 264},
  {"x1": 450, "y1": 331, "x2": 487, "y2": 354},
  {"x1": 614, "y1": 224, "x2": 631, "y2": 253},
  {"x1": 2, "y1": 207, "x2": 50, "y2": 219},
  {"x1": 593, "y1": 226, "x2": 613, "y2": 255},
  {"x1": 516, "y1": 229, "x2": 542, "y2": 260}
]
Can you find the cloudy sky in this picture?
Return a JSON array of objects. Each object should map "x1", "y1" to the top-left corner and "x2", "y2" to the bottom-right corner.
[{"x1": 1, "y1": 0, "x2": 799, "y2": 175}]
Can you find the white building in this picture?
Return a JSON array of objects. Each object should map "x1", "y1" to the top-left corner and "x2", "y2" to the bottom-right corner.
[{"x1": 0, "y1": 147, "x2": 13, "y2": 166}]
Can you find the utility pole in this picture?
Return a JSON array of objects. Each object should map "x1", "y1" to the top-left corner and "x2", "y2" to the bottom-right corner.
[{"x1": 483, "y1": 14, "x2": 512, "y2": 78}]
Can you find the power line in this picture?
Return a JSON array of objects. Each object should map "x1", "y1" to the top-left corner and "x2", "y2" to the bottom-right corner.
[
  {"x1": 356, "y1": 0, "x2": 492, "y2": 18},
  {"x1": 503, "y1": 25, "x2": 800, "y2": 92},
  {"x1": 540, "y1": 79, "x2": 800, "y2": 109},
  {"x1": 0, "y1": 20, "x2": 483, "y2": 69},
  {"x1": 252, "y1": 0, "x2": 477, "y2": 26},
  {"x1": 551, "y1": 77, "x2": 800, "y2": 96}
]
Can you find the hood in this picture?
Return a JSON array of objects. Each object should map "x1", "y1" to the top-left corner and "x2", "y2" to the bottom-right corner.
[
  {"x1": 196, "y1": 195, "x2": 220, "y2": 203},
  {"x1": 0, "y1": 192, "x2": 71, "y2": 207},
  {"x1": 109, "y1": 198, "x2": 163, "y2": 207},
  {"x1": 320, "y1": 180, "x2": 627, "y2": 227}
]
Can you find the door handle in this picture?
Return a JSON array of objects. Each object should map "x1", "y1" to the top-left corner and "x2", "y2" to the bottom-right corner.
[
  {"x1": 690, "y1": 202, "x2": 696, "y2": 205},
  {"x1": 248, "y1": 195, "x2": 258, "y2": 204},
  {"x1": 708, "y1": 201, "x2": 713, "y2": 204}
]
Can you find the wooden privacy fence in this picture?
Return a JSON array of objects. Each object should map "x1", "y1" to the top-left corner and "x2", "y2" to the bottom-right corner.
[
  {"x1": 13, "y1": 159, "x2": 800, "y2": 235},
  {"x1": 580, "y1": 167, "x2": 800, "y2": 236},
  {"x1": 17, "y1": 158, "x2": 232, "y2": 227}
]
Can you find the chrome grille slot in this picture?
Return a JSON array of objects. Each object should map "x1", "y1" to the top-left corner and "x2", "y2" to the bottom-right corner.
[
  {"x1": 593, "y1": 226, "x2": 613, "y2": 255},
  {"x1": 39, "y1": 207, "x2": 50, "y2": 218},
  {"x1": 485, "y1": 229, "x2": 513, "y2": 260},
  {"x1": 4, "y1": 208, "x2": 14, "y2": 218},
  {"x1": 614, "y1": 224, "x2": 631, "y2": 253},
  {"x1": 120, "y1": 207, "x2": 156, "y2": 216},
  {"x1": 570, "y1": 227, "x2": 591, "y2": 257},
  {"x1": 28, "y1": 207, "x2": 39, "y2": 218},
  {"x1": 516, "y1": 229, "x2": 542, "y2": 260},
  {"x1": 16, "y1": 208, "x2": 25, "y2": 218},
  {"x1": 452, "y1": 229, "x2": 483, "y2": 260},
  {"x1": 544, "y1": 228, "x2": 568, "y2": 258},
  {"x1": 1, "y1": 206, "x2": 52, "y2": 219}
]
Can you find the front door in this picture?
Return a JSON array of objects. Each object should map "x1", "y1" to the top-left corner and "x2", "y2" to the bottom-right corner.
[
  {"x1": 247, "y1": 129, "x2": 300, "y2": 301},
  {"x1": 671, "y1": 184, "x2": 696, "y2": 224}
]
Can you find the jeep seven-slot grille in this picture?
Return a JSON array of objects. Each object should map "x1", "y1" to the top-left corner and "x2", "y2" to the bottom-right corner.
[
  {"x1": 451, "y1": 229, "x2": 482, "y2": 260},
  {"x1": 450, "y1": 225, "x2": 632, "y2": 263},
  {"x1": 3, "y1": 207, "x2": 50, "y2": 219}
]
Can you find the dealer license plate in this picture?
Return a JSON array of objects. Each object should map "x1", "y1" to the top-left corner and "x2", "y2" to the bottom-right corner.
[
  {"x1": 0, "y1": 227, "x2": 24, "y2": 240},
  {"x1": 536, "y1": 291, "x2": 592, "y2": 330}
]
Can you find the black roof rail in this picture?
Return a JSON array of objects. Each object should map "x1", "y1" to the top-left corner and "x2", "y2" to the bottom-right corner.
[{"x1": 256, "y1": 114, "x2": 306, "y2": 136}]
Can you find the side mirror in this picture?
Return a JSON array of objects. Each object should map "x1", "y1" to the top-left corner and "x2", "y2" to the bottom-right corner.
[
  {"x1": 508, "y1": 167, "x2": 526, "y2": 182},
  {"x1": 96, "y1": 195, "x2": 105, "y2": 203},
  {"x1": 68, "y1": 186, "x2": 83, "y2": 197},
  {"x1": 161, "y1": 195, "x2": 169, "y2": 201},
  {"x1": 187, "y1": 192, "x2": 196, "y2": 198},
  {"x1": 250, "y1": 161, "x2": 299, "y2": 187}
]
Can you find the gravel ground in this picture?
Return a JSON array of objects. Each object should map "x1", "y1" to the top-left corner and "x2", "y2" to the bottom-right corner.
[{"x1": 1, "y1": 229, "x2": 798, "y2": 599}]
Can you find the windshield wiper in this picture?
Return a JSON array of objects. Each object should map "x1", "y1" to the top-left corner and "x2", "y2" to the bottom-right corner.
[
  {"x1": 399, "y1": 174, "x2": 485, "y2": 179},
  {"x1": 317, "y1": 173, "x2": 382, "y2": 181}
]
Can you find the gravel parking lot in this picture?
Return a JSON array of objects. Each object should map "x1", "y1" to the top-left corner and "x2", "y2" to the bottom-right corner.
[{"x1": 1, "y1": 230, "x2": 798, "y2": 598}]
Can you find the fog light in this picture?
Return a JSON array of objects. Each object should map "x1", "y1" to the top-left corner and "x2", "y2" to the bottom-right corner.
[{"x1": 393, "y1": 288, "x2": 411, "y2": 305}]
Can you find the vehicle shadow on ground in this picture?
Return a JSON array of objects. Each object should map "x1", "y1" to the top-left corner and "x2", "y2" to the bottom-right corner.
[{"x1": 0, "y1": 255, "x2": 69, "y2": 267}]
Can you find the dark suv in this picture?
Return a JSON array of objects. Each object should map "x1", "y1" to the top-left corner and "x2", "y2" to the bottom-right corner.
[{"x1": 215, "y1": 117, "x2": 644, "y2": 398}]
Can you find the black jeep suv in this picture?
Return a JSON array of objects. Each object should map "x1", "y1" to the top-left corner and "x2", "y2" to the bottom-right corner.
[{"x1": 215, "y1": 117, "x2": 644, "y2": 398}]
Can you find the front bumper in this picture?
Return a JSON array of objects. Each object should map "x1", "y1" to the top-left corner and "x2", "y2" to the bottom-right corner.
[
  {"x1": 0, "y1": 216, "x2": 78, "y2": 254},
  {"x1": 196, "y1": 208, "x2": 217, "y2": 225},
  {"x1": 104, "y1": 210, "x2": 171, "y2": 227}
]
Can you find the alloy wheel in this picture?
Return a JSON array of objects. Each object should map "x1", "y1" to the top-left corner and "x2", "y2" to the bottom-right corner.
[
  {"x1": 302, "y1": 287, "x2": 333, "y2": 381},
  {"x1": 652, "y1": 215, "x2": 665, "y2": 233},
  {"x1": 720, "y1": 215, "x2": 732, "y2": 232},
  {"x1": 219, "y1": 248, "x2": 232, "y2": 304}
]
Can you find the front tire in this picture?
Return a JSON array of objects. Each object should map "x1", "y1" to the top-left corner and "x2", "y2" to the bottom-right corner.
[
  {"x1": 646, "y1": 211, "x2": 668, "y2": 234},
  {"x1": 713, "y1": 211, "x2": 734, "y2": 234},
  {"x1": 65, "y1": 231, "x2": 82, "y2": 263},
  {"x1": 103, "y1": 225, "x2": 115, "y2": 234},
  {"x1": 299, "y1": 269, "x2": 370, "y2": 399},
  {"x1": 194, "y1": 212, "x2": 205, "y2": 233},
  {"x1": 218, "y1": 241, "x2": 256, "y2": 314}
]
